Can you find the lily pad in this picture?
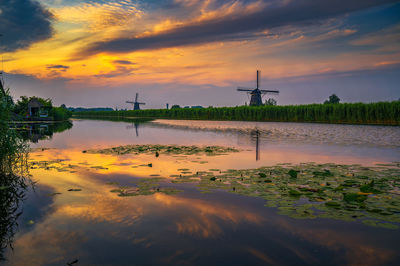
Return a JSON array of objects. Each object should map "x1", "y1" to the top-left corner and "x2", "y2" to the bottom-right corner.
[
  {"x1": 84, "y1": 144, "x2": 239, "y2": 156},
  {"x1": 172, "y1": 162, "x2": 400, "y2": 229}
]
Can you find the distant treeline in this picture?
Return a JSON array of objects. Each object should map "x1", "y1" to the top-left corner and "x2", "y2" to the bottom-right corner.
[
  {"x1": 73, "y1": 101, "x2": 400, "y2": 125},
  {"x1": 67, "y1": 107, "x2": 114, "y2": 112}
]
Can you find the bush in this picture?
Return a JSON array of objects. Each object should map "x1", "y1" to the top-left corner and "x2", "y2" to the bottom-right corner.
[{"x1": 50, "y1": 107, "x2": 72, "y2": 121}]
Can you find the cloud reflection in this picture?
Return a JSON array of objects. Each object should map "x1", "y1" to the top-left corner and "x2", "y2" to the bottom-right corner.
[{"x1": 155, "y1": 193, "x2": 263, "y2": 238}]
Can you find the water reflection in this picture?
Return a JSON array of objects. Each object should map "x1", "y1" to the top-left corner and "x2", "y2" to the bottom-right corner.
[
  {"x1": 0, "y1": 122, "x2": 30, "y2": 261},
  {"x1": 76, "y1": 116, "x2": 154, "y2": 139},
  {"x1": 1, "y1": 119, "x2": 74, "y2": 260},
  {"x1": 250, "y1": 129, "x2": 260, "y2": 161},
  {"x1": 5, "y1": 119, "x2": 400, "y2": 265},
  {"x1": 0, "y1": 171, "x2": 29, "y2": 261},
  {"x1": 13, "y1": 121, "x2": 73, "y2": 143},
  {"x1": 126, "y1": 122, "x2": 140, "y2": 137},
  {"x1": 8, "y1": 151, "x2": 400, "y2": 265},
  {"x1": 152, "y1": 120, "x2": 400, "y2": 148},
  {"x1": 74, "y1": 116, "x2": 153, "y2": 124}
]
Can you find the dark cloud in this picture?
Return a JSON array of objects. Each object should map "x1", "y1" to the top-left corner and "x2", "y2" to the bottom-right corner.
[
  {"x1": 94, "y1": 65, "x2": 139, "y2": 78},
  {"x1": 113, "y1": 60, "x2": 136, "y2": 65},
  {"x1": 46, "y1": 64, "x2": 69, "y2": 77},
  {"x1": 0, "y1": 0, "x2": 54, "y2": 52},
  {"x1": 47, "y1": 64, "x2": 70, "y2": 70},
  {"x1": 81, "y1": 0, "x2": 398, "y2": 56}
]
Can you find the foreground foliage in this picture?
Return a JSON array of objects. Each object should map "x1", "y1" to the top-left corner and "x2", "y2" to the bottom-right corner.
[{"x1": 0, "y1": 89, "x2": 30, "y2": 260}]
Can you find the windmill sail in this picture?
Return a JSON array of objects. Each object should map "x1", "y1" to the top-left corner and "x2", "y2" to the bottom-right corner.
[
  {"x1": 260, "y1": 89, "x2": 279, "y2": 94},
  {"x1": 237, "y1": 87, "x2": 254, "y2": 91}
]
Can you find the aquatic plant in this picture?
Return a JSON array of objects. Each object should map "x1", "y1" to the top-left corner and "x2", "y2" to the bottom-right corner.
[
  {"x1": 83, "y1": 144, "x2": 239, "y2": 156},
  {"x1": 288, "y1": 169, "x2": 298, "y2": 178},
  {"x1": 171, "y1": 162, "x2": 400, "y2": 229},
  {"x1": 108, "y1": 178, "x2": 182, "y2": 197}
]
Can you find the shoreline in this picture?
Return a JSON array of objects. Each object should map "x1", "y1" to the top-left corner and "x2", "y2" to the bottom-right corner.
[{"x1": 72, "y1": 114, "x2": 400, "y2": 126}]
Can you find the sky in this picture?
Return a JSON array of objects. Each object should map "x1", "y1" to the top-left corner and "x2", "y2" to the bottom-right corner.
[{"x1": 1, "y1": 0, "x2": 399, "y2": 108}]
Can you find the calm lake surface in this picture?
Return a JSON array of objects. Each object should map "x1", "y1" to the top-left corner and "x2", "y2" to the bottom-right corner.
[{"x1": 4, "y1": 119, "x2": 400, "y2": 265}]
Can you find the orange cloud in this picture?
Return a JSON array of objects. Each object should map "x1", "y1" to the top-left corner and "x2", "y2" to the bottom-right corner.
[
  {"x1": 4, "y1": 0, "x2": 400, "y2": 90},
  {"x1": 53, "y1": 0, "x2": 143, "y2": 33},
  {"x1": 154, "y1": 193, "x2": 263, "y2": 238}
]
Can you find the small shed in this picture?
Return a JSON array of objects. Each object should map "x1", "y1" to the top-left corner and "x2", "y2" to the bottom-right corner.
[{"x1": 27, "y1": 98, "x2": 49, "y2": 117}]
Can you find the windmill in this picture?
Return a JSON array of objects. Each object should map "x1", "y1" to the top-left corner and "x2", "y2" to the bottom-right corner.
[
  {"x1": 237, "y1": 70, "x2": 279, "y2": 106},
  {"x1": 126, "y1": 93, "x2": 145, "y2": 110}
]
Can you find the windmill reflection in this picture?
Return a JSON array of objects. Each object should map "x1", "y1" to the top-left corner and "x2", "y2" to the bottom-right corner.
[
  {"x1": 250, "y1": 129, "x2": 260, "y2": 161},
  {"x1": 126, "y1": 123, "x2": 140, "y2": 137}
]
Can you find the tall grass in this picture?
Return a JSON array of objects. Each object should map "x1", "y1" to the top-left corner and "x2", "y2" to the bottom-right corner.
[
  {"x1": 74, "y1": 101, "x2": 400, "y2": 125},
  {"x1": 0, "y1": 89, "x2": 30, "y2": 261}
]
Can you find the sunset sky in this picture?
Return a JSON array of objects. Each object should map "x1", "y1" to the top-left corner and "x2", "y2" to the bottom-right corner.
[{"x1": 1, "y1": 0, "x2": 399, "y2": 108}]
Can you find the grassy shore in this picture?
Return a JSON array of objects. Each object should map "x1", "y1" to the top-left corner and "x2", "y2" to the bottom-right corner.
[{"x1": 73, "y1": 101, "x2": 400, "y2": 126}]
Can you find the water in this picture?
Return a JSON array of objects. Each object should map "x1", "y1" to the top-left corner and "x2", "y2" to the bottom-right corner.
[{"x1": 3, "y1": 119, "x2": 400, "y2": 265}]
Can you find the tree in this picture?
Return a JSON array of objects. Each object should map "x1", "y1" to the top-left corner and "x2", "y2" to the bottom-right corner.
[
  {"x1": 13, "y1": 96, "x2": 52, "y2": 116},
  {"x1": 324, "y1": 94, "x2": 340, "y2": 104},
  {"x1": 265, "y1": 98, "x2": 277, "y2": 106}
]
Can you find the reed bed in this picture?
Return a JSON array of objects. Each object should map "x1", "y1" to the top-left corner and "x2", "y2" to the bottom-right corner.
[{"x1": 74, "y1": 101, "x2": 400, "y2": 125}]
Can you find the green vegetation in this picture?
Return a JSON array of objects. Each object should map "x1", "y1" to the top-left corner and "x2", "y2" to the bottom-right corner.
[
  {"x1": 0, "y1": 90, "x2": 28, "y2": 175},
  {"x1": 108, "y1": 178, "x2": 182, "y2": 197},
  {"x1": 84, "y1": 144, "x2": 239, "y2": 156},
  {"x1": 324, "y1": 94, "x2": 340, "y2": 104},
  {"x1": 13, "y1": 96, "x2": 71, "y2": 121},
  {"x1": 73, "y1": 101, "x2": 400, "y2": 125},
  {"x1": 171, "y1": 162, "x2": 400, "y2": 229},
  {"x1": 50, "y1": 106, "x2": 72, "y2": 121},
  {"x1": 13, "y1": 96, "x2": 52, "y2": 116},
  {"x1": 0, "y1": 88, "x2": 30, "y2": 260},
  {"x1": 265, "y1": 98, "x2": 277, "y2": 106}
]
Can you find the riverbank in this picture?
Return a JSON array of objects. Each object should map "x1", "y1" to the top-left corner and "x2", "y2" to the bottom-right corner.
[{"x1": 73, "y1": 101, "x2": 400, "y2": 126}]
